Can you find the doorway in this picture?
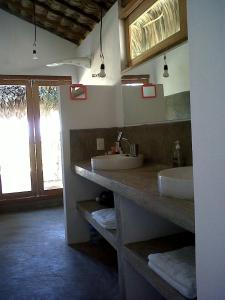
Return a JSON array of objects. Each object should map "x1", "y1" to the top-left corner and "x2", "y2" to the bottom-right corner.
[{"x1": 0, "y1": 76, "x2": 71, "y2": 202}]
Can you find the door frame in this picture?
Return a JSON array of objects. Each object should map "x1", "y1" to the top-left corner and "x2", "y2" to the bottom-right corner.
[
  {"x1": 0, "y1": 79, "x2": 36, "y2": 200},
  {"x1": 0, "y1": 76, "x2": 71, "y2": 202},
  {"x1": 32, "y1": 79, "x2": 71, "y2": 197}
]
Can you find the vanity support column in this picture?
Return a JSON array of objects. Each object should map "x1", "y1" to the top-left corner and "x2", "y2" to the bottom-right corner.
[
  {"x1": 114, "y1": 193, "x2": 126, "y2": 300},
  {"x1": 64, "y1": 172, "x2": 104, "y2": 244},
  {"x1": 114, "y1": 193, "x2": 181, "y2": 300}
]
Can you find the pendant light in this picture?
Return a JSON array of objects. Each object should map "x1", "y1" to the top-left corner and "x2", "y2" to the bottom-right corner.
[
  {"x1": 163, "y1": 54, "x2": 169, "y2": 77},
  {"x1": 92, "y1": 8, "x2": 106, "y2": 78},
  {"x1": 32, "y1": 0, "x2": 38, "y2": 60},
  {"x1": 99, "y1": 7, "x2": 106, "y2": 77}
]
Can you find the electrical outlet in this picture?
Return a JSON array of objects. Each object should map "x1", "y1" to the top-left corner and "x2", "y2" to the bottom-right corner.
[{"x1": 96, "y1": 138, "x2": 105, "y2": 151}]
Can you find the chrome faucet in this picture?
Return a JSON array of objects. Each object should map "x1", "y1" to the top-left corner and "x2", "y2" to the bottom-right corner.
[{"x1": 117, "y1": 131, "x2": 139, "y2": 157}]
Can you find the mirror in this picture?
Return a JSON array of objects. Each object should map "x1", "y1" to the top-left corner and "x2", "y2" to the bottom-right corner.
[
  {"x1": 70, "y1": 84, "x2": 87, "y2": 100},
  {"x1": 122, "y1": 84, "x2": 190, "y2": 126},
  {"x1": 142, "y1": 84, "x2": 157, "y2": 98}
]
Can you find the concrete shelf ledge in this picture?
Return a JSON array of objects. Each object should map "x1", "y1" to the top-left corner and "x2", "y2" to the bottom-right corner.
[
  {"x1": 77, "y1": 200, "x2": 118, "y2": 250},
  {"x1": 124, "y1": 232, "x2": 196, "y2": 300}
]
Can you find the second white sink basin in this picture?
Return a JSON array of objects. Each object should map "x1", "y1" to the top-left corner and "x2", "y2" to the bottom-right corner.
[
  {"x1": 158, "y1": 166, "x2": 193, "y2": 200},
  {"x1": 91, "y1": 154, "x2": 143, "y2": 170}
]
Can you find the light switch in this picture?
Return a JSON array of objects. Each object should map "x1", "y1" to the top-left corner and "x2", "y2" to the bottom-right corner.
[{"x1": 96, "y1": 138, "x2": 105, "y2": 151}]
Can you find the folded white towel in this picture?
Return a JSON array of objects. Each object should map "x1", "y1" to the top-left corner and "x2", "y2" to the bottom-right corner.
[
  {"x1": 91, "y1": 208, "x2": 116, "y2": 229},
  {"x1": 148, "y1": 246, "x2": 196, "y2": 299}
]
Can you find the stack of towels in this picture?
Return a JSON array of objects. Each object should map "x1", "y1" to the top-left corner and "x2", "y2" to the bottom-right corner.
[
  {"x1": 91, "y1": 208, "x2": 116, "y2": 229},
  {"x1": 148, "y1": 246, "x2": 196, "y2": 299}
]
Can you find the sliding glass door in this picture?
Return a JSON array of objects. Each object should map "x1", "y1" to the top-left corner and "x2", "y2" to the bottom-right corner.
[
  {"x1": 32, "y1": 81, "x2": 63, "y2": 194},
  {"x1": 0, "y1": 80, "x2": 36, "y2": 199},
  {"x1": 0, "y1": 78, "x2": 70, "y2": 201}
]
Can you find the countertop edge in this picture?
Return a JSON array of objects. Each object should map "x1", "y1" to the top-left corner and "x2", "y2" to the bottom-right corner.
[{"x1": 74, "y1": 162, "x2": 195, "y2": 233}]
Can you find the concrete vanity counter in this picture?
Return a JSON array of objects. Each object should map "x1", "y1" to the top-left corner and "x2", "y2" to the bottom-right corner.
[
  {"x1": 74, "y1": 162, "x2": 195, "y2": 233},
  {"x1": 74, "y1": 161, "x2": 195, "y2": 300}
]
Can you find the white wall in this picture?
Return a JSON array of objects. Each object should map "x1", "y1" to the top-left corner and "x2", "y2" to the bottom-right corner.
[
  {"x1": 0, "y1": 9, "x2": 78, "y2": 81},
  {"x1": 188, "y1": 1, "x2": 225, "y2": 299},
  {"x1": 60, "y1": 85, "x2": 118, "y2": 130},
  {"x1": 74, "y1": 1, "x2": 189, "y2": 97},
  {"x1": 123, "y1": 42, "x2": 189, "y2": 96},
  {"x1": 59, "y1": 85, "x2": 119, "y2": 243},
  {"x1": 75, "y1": 3, "x2": 121, "y2": 86},
  {"x1": 75, "y1": 3, "x2": 124, "y2": 126},
  {"x1": 73, "y1": 2, "x2": 189, "y2": 125}
]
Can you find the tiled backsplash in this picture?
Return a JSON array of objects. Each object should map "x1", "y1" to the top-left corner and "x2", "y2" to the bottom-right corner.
[
  {"x1": 70, "y1": 121, "x2": 192, "y2": 166},
  {"x1": 70, "y1": 127, "x2": 118, "y2": 163},
  {"x1": 122, "y1": 121, "x2": 192, "y2": 165}
]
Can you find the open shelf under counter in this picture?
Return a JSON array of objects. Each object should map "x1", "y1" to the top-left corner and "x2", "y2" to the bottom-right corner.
[
  {"x1": 123, "y1": 232, "x2": 196, "y2": 300},
  {"x1": 77, "y1": 200, "x2": 118, "y2": 250},
  {"x1": 74, "y1": 162, "x2": 195, "y2": 233}
]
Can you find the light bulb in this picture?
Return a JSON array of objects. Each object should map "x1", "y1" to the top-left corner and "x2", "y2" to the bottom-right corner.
[
  {"x1": 163, "y1": 55, "x2": 169, "y2": 77},
  {"x1": 32, "y1": 48, "x2": 38, "y2": 60},
  {"x1": 99, "y1": 63, "x2": 106, "y2": 78},
  {"x1": 163, "y1": 65, "x2": 169, "y2": 77}
]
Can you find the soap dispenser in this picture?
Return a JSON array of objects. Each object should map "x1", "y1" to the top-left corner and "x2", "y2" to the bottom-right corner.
[{"x1": 172, "y1": 140, "x2": 182, "y2": 167}]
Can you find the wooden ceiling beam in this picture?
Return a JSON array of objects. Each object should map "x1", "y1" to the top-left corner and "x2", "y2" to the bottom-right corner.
[
  {"x1": 34, "y1": 0, "x2": 92, "y2": 32},
  {"x1": 0, "y1": 0, "x2": 117, "y2": 46},
  {"x1": 1, "y1": 0, "x2": 89, "y2": 35},
  {"x1": 0, "y1": 4, "x2": 81, "y2": 45},
  {"x1": 58, "y1": 0, "x2": 99, "y2": 22}
]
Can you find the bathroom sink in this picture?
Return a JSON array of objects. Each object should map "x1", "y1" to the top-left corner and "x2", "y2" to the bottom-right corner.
[
  {"x1": 91, "y1": 154, "x2": 143, "y2": 170},
  {"x1": 158, "y1": 166, "x2": 193, "y2": 200}
]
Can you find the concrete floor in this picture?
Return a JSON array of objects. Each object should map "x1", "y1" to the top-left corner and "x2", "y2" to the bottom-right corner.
[{"x1": 0, "y1": 207, "x2": 119, "y2": 300}]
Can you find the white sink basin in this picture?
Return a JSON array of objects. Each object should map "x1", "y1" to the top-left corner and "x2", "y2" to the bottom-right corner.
[
  {"x1": 158, "y1": 166, "x2": 193, "y2": 200},
  {"x1": 91, "y1": 154, "x2": 143, "y2": 170}
]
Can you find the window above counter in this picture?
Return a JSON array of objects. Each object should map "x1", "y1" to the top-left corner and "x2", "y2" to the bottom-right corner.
[{"x1": 120, "y1": 0, "x2": 188, "y2": 69}]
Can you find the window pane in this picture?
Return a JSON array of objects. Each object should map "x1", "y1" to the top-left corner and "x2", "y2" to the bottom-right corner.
[
  {"x1": 0, "y1": 85, "x2": 31, "y2": 193},
  {"x1": 129, "y1": 0, "x2": 180, "y2": 59},
  {"x1": 39, "y1": 86, "x2": 63, "y2": 190}
]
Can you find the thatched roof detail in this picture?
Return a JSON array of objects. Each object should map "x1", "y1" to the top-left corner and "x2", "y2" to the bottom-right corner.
[
  {"x1": 0, "y1": 85, "x2": 26, "y2": 118},
  {"x1": 0, "y1": 85, "x2": 59, "y2": 118},
  {"x1": 129, "y1": 0, "x2": 180, "y2": 59}
]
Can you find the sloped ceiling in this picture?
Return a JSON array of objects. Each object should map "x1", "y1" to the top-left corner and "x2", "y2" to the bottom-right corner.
[{"x1": 0, "y1": 0, "x2": 117, "y2": 45}]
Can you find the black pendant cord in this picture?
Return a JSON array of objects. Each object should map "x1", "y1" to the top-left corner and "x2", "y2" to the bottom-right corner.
[
  {"x1": 99, "y1": 7, "x2": 104, "y2": 63},
  {"x1": 33, "y1": 0, "x2": 37, "y2": 47}
]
